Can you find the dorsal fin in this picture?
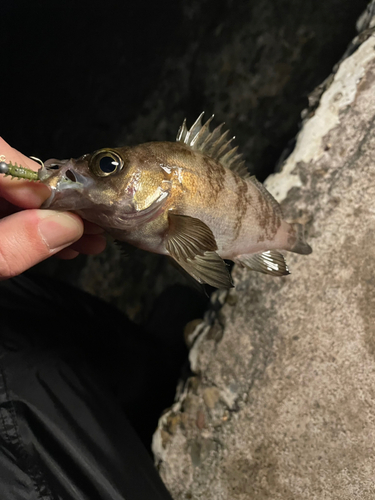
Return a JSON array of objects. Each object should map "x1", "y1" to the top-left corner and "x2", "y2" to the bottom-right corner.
[
  {"x1": 176, "y1": 112, "x2": 249, "y2": 179},
  {"x1": 248, "y1": 175, "x2": 283, "y2": 218}
]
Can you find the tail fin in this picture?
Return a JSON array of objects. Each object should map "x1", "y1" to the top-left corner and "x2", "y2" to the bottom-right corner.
[{"x1": 290, "y1": 223, "x2": 312, "y2": 255}]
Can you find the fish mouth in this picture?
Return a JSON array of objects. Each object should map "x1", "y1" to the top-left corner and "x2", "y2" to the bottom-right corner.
[{"x1": 39, "y1": 159, "x2": 93, "y2": 209}]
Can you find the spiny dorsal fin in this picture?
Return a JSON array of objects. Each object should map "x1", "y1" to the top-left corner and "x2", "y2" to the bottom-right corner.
[
  {"x1": 176, "y1": 112, "x2": 249, "y2": 179},
  {"x1": 248, "y1": 175, "x2": 283, "y2": 218}
]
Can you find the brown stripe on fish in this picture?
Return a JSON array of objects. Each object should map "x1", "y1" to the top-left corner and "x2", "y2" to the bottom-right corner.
[
  {"x1": 202, "y1": 156, "x2": 226, "y2": 202},
  {"x1": 270, "y1": 206, "x2": 282, "y2": 238},
  {"x1": 256, "y1": 192, "x2": 267, "y2": 242},
  {"x1": 256, "y1": 189, "x2": 281, "y2": 241},
  {"x1": 232, "y1": 172, "x2": 250, "y2": 241}
]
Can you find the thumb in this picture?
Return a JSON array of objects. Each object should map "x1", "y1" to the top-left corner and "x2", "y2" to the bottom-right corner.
[{"x1": 0, "y1": 209, "x2": 83, "y2": 280}]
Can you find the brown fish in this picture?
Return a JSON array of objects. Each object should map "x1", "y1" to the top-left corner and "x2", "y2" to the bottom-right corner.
[{"x1": 40, "y1": 113, "x2": 312, "y2": 288}]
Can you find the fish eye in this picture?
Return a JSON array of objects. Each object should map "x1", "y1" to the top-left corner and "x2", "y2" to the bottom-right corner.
[
  {"x1": 89, "y1": 149, "x2": 124, "y2": 177},
  {"x1": 99, "y1": 156, "x2": 118, "y2": 173}
]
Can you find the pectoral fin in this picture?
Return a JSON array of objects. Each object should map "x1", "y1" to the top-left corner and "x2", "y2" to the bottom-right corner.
[
  {"x1": 166, "y1": 213, "x2": 233, "y2": 288},
  {"x1": 235, "y1": 250, "x2": 290, "y2": 277}
]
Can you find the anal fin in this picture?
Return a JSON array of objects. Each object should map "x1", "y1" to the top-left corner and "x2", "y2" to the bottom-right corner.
[{"x1": 235, "y1": 250, "x2": 290, "y2": 277}]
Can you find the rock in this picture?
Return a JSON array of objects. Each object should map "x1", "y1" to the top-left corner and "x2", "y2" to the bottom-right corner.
[{"x1": 153, "y1": 6, "x2": 375, "y2": 499}]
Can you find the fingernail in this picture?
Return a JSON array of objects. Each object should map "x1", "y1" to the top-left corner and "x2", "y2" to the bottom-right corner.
[{"x1": 38, "y1": 211, "x2": 83, "y2": 251}]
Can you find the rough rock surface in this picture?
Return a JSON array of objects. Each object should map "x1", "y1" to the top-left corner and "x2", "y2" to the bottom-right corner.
[{"x1": 153, "y1": 12, "x2": 375, "y2": 500}]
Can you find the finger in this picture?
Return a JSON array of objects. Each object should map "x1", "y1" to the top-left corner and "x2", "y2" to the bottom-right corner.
[
  {"x1": 0, "y1": 137, "x2": 39, "y2": 171},
  {"x1": 69, "y1": 234, "x2": 107, "y2": 255},
  {"x1": 0, "y1": 177, "x2": 50, "y2": 208},
  {"x1": 56, "y1": 248, "x2": 80, "y2": 260},
  {"x1": 0, "y1": 209, "x2": 84, "y2": 280},
  {"x1": 0, "y1": 137, "x2": 50, "y2": 207}
]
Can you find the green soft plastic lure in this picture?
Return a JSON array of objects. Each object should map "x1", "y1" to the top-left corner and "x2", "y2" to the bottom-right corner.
[{"x1": 0, "y1": 160, "x2": 39, "y2": 181}]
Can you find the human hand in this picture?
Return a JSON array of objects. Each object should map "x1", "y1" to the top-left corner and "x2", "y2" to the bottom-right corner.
[{"x1": 0, "y1": 137, "x2": 106, "y2": 280}]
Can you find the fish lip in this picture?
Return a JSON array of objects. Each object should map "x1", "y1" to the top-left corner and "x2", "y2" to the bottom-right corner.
[
  {"x1": 41, "y1": 188, "x2": 57, "y2": 208},
  {"x1": 41, "y1": 180, "x2": 84, "y2": 208},
  {"x1": 38, "y1": 158, "x2": 71, "y2": 182},
  {"x1": 40, "y1": 167, "x2": 91, "y2": 209}
]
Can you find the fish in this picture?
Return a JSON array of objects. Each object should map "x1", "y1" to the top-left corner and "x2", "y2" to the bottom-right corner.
[{"x1": 40, "y1": 112, "x2": 312, "y2": 288}]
